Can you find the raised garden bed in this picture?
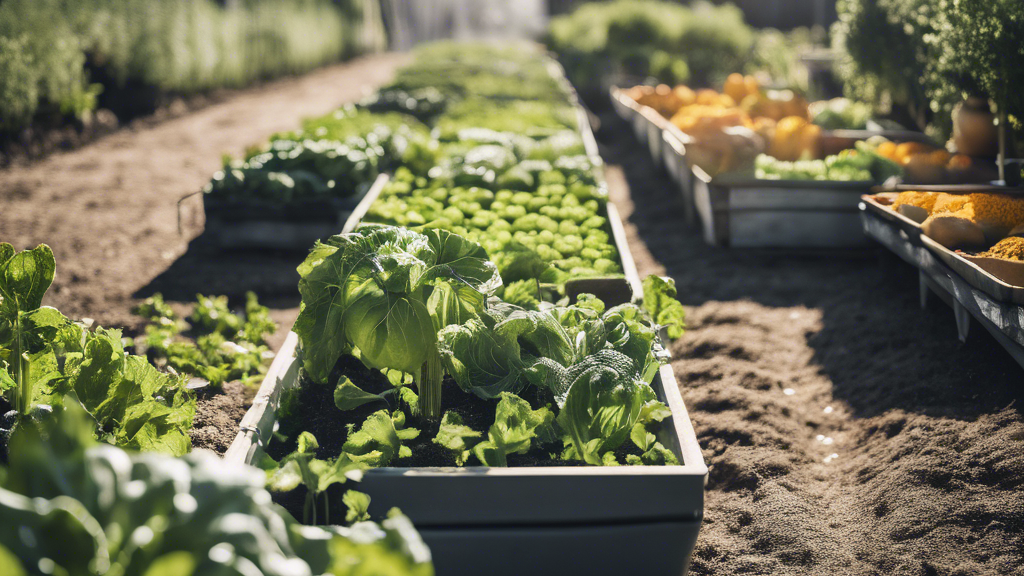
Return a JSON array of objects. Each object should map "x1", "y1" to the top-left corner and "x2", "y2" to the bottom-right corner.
[
  {"x1": 693, "y1": 166, "x2": 874, "y2": 248},
  {"x1": 225, "y1": 330, "x2": 706, "y2": 576},
  {"x1": 202, "y1": 176, "x2": 383, "y2": 250}
]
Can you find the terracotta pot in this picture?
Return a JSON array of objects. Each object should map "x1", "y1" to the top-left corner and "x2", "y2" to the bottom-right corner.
[{"x1": 952, "y1": 97, "x2": 999, "y2": 157}]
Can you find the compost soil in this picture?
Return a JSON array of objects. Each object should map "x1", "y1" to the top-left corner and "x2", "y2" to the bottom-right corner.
[
  {"x1": 264, "y1": 355, "x2": 585, "y2": 469},
  {"x1": 191, "y1": 380, "x2": 255, "y2": 454},
  {"x1": 595, "y1": 109, "x2": 1024, "y2": 576}
]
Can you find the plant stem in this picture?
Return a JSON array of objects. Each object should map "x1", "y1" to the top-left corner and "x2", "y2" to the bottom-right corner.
[
  {"x1": 417, "y1": 346, "x2": 444, "y2": 423},
  {"x1": 14, "y1": 313, "x2": 27, "y2": 415}
]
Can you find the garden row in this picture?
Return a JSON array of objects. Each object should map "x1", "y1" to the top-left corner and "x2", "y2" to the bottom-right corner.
[
  {"x1": 0, "y1": 0, "x2": 385, "y2": 134},
  {"x1": 206, "y1": 42, "x2": 705, "y2": 575}
]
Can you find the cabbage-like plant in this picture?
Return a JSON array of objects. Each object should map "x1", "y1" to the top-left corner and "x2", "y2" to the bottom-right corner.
[{"x1": 294, "y1": 225, "x2": 501, "y2": 422}]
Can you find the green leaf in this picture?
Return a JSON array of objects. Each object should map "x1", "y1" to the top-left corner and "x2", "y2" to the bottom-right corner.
[
  {"x1": 343, "y1": 490, "x2": 372, "y2": 523},
  {"x1": 630, "y1": 422, "x2": 657, "y2": 452},
  {"x1": 471, "y1": 393, "x2": 552, "y2": 467},
  {"x1": 491, "y1": 241, "x2": 549, "y2": 283},
  {"x1": 0, "y1": 544, "x2": 27, "y2": 576},
  {"x1": 438, "y1": 300, "x2": 576, "y2": 399},
  {"x1": 314, "y1": 454, "x2": 366, "y2": 494},
  {"x1": 556, "y1": 351, "x2": 651, "y2": 465},
  {"x1": 501, "y1": 280, "x2": 540, "y2": 311},
  {"x1": 295, "y1": 225, "x2": 499, "y2": 384},
  {"x1": 140, "y1": 552, "x2": 196, "y2": 576},
  {"x1": 421, "y1": 228, "x2": 502, "y2": 295},
  {"x1": 334, "y1": 376, "x2": 386, "y2": 411},
  {"x1": 0, "y1": 244, "x2": 55, "y2": 313},
  {"x1": 642, "y1": 275, "x2": 686, "y2": 340},
  {"x1": 69, "y1": 328, "x2": 126, "y2": 414},
  {"x1": 298, "y1": 430, "x2": 320, "y2": 454},
  {"x1": 343, "y1": 410, "x2": 403, "y2": 466},
  {"x1": 640, "y1": 442, "x2": 680, "y2": 466},
  {"x1": 2, "y1": 404, "x2": 432, "y2": 576},
  {"x1": 433, "y1": 412, "x2": 483, "y2": 465}
]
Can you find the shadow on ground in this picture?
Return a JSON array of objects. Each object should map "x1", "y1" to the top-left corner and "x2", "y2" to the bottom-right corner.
[{"x1": 134, "y1": 232, "x2": 303, "y2": 310}]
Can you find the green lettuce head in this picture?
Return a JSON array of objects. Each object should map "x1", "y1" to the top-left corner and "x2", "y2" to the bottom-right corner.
[{"x1": 295, "y1": 225, "x2": 501, "y2": 421}]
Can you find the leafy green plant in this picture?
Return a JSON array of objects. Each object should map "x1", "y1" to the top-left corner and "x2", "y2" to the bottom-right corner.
[
  {"x1": 832, "y1": 0, "x2": 946, "y2": 132},
  {"x1": 926, "y1": 0, "x2": 1024, "y2": 181},
  {"x1": 546, "y1": 0, "x2": 753, "y2": 90},
  {"x1": 471, "y1": 393, "x2": 556, "y2": 467},
  {"x1": 642, "y1": 276, "x2": 686, "y2": 340},
  {"x1": 134, "y1": 292, "x2": 276, "y2": 388},
  {"x1": 0, "y1": 402, "x2": 433, "y2": 576},
  {"x1": 754, "y1": 141, "x2": 904, "y2": 183},
  {"x1": 0, "y1": 0, "x2": 383, "y2": 134},
  {"x1": 0, "y1": 244, "x2": 196, "y2": 456},
  {"x1": 294, "y1": 225, "x2": 501, "y2": 422}
]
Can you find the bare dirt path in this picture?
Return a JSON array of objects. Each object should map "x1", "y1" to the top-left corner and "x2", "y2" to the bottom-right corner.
[
  {"x1": 597, "y1": 111, "x2": 1024, "y2": 576},
  {"x1": 0, "y1": 52, "x2": 410, "y2": 349}
]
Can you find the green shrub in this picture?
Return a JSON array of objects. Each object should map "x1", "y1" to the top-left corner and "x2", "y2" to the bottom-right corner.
[
  {"x1": 0, "y1": 0, "x2": 96, "y2": 124},
  {"x1": 0, "y1": 0, "x2": 380, "y2": 133},
  {"x1": 832, "y1": 0, "x2": 943, "y2": 130},
  {"x1": 0, "y1": 36, "x2": 39, "y2": 130},
  {"x1": 547, "y1": 0, "x2": 753, "y2": 90}
]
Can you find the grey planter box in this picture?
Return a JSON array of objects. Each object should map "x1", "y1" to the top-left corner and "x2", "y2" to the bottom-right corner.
[
  {"x1": 610, "y1": 87, "x2": 696, "y2": 225},
  {"x1": 692, "y1": 165, "x2": 873, "y2": 249},
  {"x1": 226, "y1": 332, "x2": 707, "y2": 576},
  {"x1": 201, "y1": 179, "x2": 381, "y2": 251}
]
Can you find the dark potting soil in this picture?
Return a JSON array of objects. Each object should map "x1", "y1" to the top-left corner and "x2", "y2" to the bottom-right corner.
[{"x1": 264, "y1": 354, "x2": 587, "y2": 468}]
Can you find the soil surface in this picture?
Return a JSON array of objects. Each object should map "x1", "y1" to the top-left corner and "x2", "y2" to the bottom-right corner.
[
  {"x1": 595, "y1": 110, "x2": 1024, "y2": 576},
  {"x1": 191, "y1": 381, "x2": 256, "y2": 453}
]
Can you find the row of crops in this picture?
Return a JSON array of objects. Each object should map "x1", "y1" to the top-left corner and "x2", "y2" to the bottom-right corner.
[
  {"x1": 0, "y1": 0, "x2": 383, "y2": 133},
  {"x1": 0, "y1": 42, "x2": 695, "y2": 576}
]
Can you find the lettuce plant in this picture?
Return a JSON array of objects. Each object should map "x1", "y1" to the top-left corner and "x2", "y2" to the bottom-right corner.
[
  {"x1": 0, "y1": 243, "x2": 196, "y2": 456},
  {"x1": 0, "y1": 402, "x2": 434, "y2": 576},
  {"x1": 294, "y1": 225, "x2": 501, "y2": 422},
  {"x1": 438, "y1": 291, "x2": 679, "y2": 465}
]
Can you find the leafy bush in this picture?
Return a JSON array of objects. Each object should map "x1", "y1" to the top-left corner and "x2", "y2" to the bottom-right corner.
[
  {"x1": 0, "y1": 36, "x2": 39, "y2": 131},
  {"x1": 925, "y1": 0, "x2": 1024, "y2": 133},
  {"x1": 832, "y1": 0, "x2": 953, "y2": 133},
  {"x1": 547, "y1": 0, "x2": 754, "y2": 90},
  {"x1": 0, "y1": 0, "x2": 380, "y2": 133},
  {"x1": 0, "y1": 0, "x2": 98, "y2": 125},
  {"x1": 0, "y1": 243, "x2": 196, "y2": 456}
]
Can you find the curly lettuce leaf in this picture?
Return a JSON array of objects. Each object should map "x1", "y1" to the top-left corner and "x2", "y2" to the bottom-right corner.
[
  {"x1": 642, "y1": 275, "x2": 686, "y2": 340},
  {"x1": 433, "y1": 412, "x2": 483, "y2": 465},
  {"x1": 471, "y1": 392, "x2": 554, "y2": 467},
  {"x1": 556, "y1": 350, "x2": 654, "y2": 465}
]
